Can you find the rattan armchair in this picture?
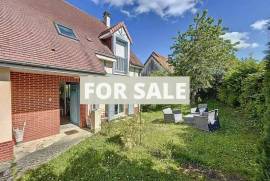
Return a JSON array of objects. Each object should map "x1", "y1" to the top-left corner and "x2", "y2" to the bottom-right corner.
[{"x1": 193, "y1": 109, "x2": 220, "y2": 132}]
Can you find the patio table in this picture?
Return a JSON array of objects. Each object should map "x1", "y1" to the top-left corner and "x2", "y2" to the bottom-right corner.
[{"x1": 183, "y1": 113, "x2": 199, "y2": 125}]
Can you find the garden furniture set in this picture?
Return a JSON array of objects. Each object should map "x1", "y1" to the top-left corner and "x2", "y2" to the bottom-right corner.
[
  {"x1": 162, "y1": 108, "x2": 183, "y2": 123},
  {"x1": 162, "y1": 104, "x2": 220, "y2": 132}
]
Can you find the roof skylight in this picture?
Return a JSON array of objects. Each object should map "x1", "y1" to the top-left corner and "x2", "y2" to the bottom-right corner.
[{"x1": 54, "y1": 22, "x2": 78, "y2": 40}]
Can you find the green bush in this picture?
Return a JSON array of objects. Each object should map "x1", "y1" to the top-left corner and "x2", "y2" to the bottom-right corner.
[
  {"x1": 218, "y1": 59, "x2": 260, "y2": 107},
  {"x1": 240, "y1": 72, "x2": 265, "y2": 120},
  {"x1": 259, "y1": 110, "x2": 270, "y2": 180},
  {"x1": 118, "y1": 116, "x2": 142, "y2": 149},
  {"x1": 259, "y1": 43, "x2": 270, "y2": 180}
]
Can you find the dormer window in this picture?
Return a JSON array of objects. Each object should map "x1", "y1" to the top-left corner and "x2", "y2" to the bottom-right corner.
[
  {"x1": 114, "y1": 38, "x2": 128, "y2": 74},
  {"x1": 54, "y1": 22, "x2": 78, "y2": 40}
]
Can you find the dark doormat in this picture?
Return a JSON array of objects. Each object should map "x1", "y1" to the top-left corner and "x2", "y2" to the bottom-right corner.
[{"x1": 64, "y1": 130, "x2": 79, "y2": 135}]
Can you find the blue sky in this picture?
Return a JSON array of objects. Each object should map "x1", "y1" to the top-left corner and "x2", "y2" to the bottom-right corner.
[{"x1": 66, "y1": 0, "x2": 270, "y2": 63}]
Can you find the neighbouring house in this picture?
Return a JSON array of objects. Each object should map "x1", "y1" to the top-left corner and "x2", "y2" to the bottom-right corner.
[
  {"x1": 0, "y1": 0, "x2": 143, "y2": 163},
  {"x1": 141, "y1": 51, "x2": 173, "y2": 76}
]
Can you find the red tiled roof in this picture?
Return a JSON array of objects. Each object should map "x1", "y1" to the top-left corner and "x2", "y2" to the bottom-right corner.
[
  {"x1": 99, "y1": 22, "x2": 133, "y2": 43},
  {"x1": 149, "y1": 52, "x2": 173, "y2": 73},
  {"x1": 130, "y1": 52, "x2": 143, "y2": 68},
  {"x1": 0, "y1": 0, "x2": 142, "y2": 74}
]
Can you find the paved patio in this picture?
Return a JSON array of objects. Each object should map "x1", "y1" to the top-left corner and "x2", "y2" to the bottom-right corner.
[{"x1": 0, "y1": 124, "x2": 92, "y2": 180}]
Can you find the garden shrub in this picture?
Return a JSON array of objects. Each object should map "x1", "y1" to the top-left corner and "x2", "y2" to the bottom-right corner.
[
  {"x1": 118, "y1": 116, "x2": 142, "y2": 149},
  {"x1": 258, "y1": 42, "x2": 270, "y2": 180},
  {"x1": 219, "y1": 59, "x2": 261, "y2": 107},
  {"x1": 240, "y1": 71, "x2": 265, "y2": 121},
  {"x1": 259, "y1": 109, "x2": 270, "y2": 180},
  {"x1": 101, "y1": 116, "x2": 143, "y2": 149},
  {"x1": 178, "y1": 104, "x2": 191, "y2": 115},
  {"x1": 150, "y1": 140, "x2": 174, "y2": 160}
]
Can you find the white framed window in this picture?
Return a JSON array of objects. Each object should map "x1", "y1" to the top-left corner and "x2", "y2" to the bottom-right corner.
[
  {"x1": 114, "y1": 104, "x2": 124, "y2": 115},
  {"x1": 115, "y1": 40, "x2": 126, "y2": 58},
  {"x1": 114, "y1": 39, "x2": 128, "y2": 73}
]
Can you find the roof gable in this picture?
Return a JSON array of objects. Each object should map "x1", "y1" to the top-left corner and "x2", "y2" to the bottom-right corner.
[
  {"x1": 99, "y1": 22, "x2": 133, "y2": 43},
  {"x1": 145, "y1": 52, "x2": 173, "y2": 73}
]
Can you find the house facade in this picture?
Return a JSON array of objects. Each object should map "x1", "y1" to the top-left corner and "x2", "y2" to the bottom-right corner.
[
  {"x1": 141, "y1": 52, "x2": 173, "y2": 76},
  {"x1": 0, "y1": 0, "x2": 143, "y2": 162}
]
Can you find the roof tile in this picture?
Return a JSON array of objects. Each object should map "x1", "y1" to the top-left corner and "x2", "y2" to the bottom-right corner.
[
  {"x1": 0, "y1": 0, "x2": 142, "y2": 73},
  {"x1": 150, "y1": 52, "x2": 173, "y2": 73},
  {"x1": 130, "y1": 52, "x2": 143, "y2": 68}
]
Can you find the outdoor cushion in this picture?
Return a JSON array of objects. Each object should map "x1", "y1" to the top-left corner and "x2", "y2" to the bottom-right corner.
[
  {"x1": 208, "y1": 111, "x2": 216, "y2": 124},
  {"x1": 163, "y1": 108, "x2": 173, "y2": 114},
  {"x1": 173, "y1": 110, "x2": 183, "y2": 123},
  {"x1": 199, "y1": 108, "x2": 206, "y2": 114},
  {"x1": 174, "y1": 114, "x2": 183, "y2": 123},
  {"x1": 191, "y1": 108, "x2": 197, "y2": 114},
  {"x1": 163, "y1": 108, "x2": 174, "y2": 123}
]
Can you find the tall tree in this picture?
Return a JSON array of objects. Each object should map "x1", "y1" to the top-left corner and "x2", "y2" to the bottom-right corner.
[
  {"x1": 170, "y1": 10, "x2": 236, "y2": 102},
  {"x1": 259, "y1": 37, "x2": 270, "y2": 180}
]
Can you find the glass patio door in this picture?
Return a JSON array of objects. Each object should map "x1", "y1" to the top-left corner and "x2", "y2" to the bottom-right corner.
[{"x1": 70, "y1": 84, "x2": 80, "y2": 125}]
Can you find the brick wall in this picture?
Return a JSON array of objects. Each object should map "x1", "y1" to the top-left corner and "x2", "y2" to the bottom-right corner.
[
  {"x1": 100, "y1": 104, "x2": 107, "y2": 121},
  {"x1": 80, "y1": 104, "x2": 87, "y2": 128},
  {"x1": 10, "y1": 72, "x2": 85, "y2": 143},
  {"x1": 0, "y1": 141, "x2": 13, "y2": 162}
]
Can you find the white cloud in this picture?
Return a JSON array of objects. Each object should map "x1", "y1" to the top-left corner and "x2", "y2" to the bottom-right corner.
[
  {"x1": 221, "y1": 32, "x2": 259, "y2": 49},
  {"x1": 190, "y1": 8, "x2": 198, "y2": 14},
  {"x1": 104, "y1": 0, "x2": 133, "y2": 6},
  {"x1": 120, "y1": 9, "x2": 135, "y2": 18},
  {"x1": 92, "y1": 0, "x2": 198, "y2": 17},
  {"x1": 251, "y1": 19, "x2": 269, "y2": 30},
  {"x1": 250, "y1": 43, "x2": 259, "y2": 48}
]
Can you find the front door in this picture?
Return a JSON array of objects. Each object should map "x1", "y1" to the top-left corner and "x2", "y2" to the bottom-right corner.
[{"x1": 70, "y1": 84, "x2": 80, "y2": 125}]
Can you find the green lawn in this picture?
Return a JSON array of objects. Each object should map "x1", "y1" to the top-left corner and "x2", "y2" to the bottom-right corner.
[{"x1": 20, "y1": 101, "x2": 261, "y2": 181}]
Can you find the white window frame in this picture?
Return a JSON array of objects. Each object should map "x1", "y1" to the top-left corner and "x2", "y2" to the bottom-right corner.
[{"x1": 114, "y1": 104, "x2": 124, "y2": 115}]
